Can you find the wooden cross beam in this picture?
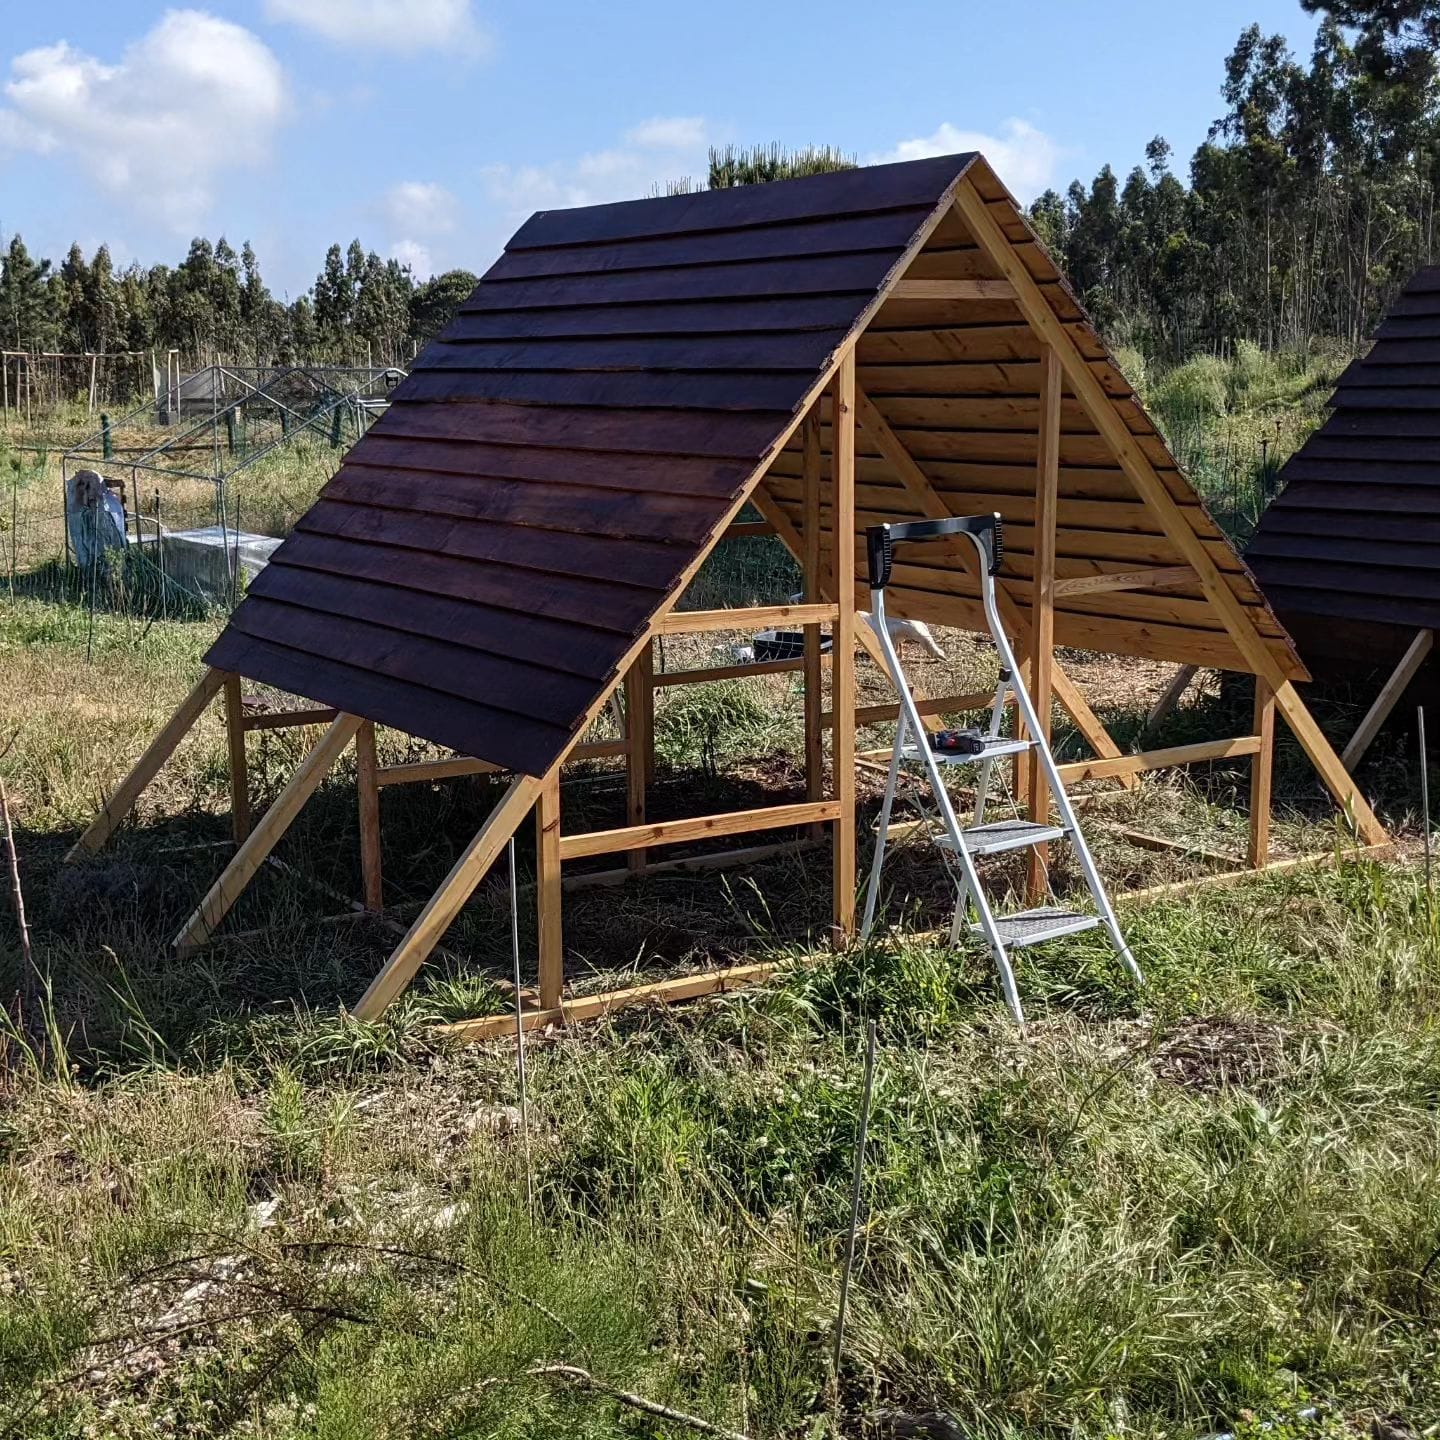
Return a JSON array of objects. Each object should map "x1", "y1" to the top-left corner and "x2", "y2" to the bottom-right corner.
[{"x1": 952, "y1": 178, "x2": 1387, "y2": 847}]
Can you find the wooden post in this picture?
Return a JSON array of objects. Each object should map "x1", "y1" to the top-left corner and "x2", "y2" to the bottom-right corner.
[
  {"x1": 223, "y1": 673, "x2": 251, "y2": 844},
  {"x1": 537, "y1": 771, "x2": 564, "y2": 1008},
  {"x1": 1248, "y1": 676, "x2": 1276, "y2": 869},
  {"x1": 831, "y1": 351, "x2": 857, "y2": 936},
  {"x1": 1026, "y1": 345, "x2": 1062, "y2": 900},
  {"x1": 67, "y1": 668, "x2": 227, "y2": 860},
  {"x1": 624, "y1": 651, "x2": 651, "y2": 877},
  {"x1": 802, "y1": 406, "x2": 825, "y2": 822},
  {"x1": 173, "y1": 714, "x2": 363, "y2": 953},
  {"x1": 356, "y1": 720, "x2": 383, "y2": 910}
]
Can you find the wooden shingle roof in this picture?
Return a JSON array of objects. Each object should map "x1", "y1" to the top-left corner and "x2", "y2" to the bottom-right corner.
[
  {"x1": 207, "y1": 152, "x2": 1303, "y2": 777},
  {"x1": 1249, "y1": 265, "x2": 1440, "y2": 635}
]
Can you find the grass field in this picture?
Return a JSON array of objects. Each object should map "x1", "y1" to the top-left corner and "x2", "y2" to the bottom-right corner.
[{"x1": 2, "y1": 576, "x2": 1438, "y2": 1437}]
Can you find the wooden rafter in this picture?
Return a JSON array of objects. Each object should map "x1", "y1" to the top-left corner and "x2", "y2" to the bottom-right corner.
[{"x1": 953, "y1": 178, "x2": 1388, "y2": 848}]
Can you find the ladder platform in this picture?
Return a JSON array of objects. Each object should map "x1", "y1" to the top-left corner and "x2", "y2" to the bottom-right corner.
[
  {"x1": 900, "y1": 736, "x2": 1031, "y2": 767},
  {"x1": 940, "y1": 818, "x2": 1066, "y2": 855},
  {"x1": 975, "y1": 907, "x2": 1100, "y2": 947}
]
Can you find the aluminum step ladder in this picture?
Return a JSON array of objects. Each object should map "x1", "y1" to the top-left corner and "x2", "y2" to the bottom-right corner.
[{"x1": 858, "y1": 514, "x2": 1142, "y2": 1024}]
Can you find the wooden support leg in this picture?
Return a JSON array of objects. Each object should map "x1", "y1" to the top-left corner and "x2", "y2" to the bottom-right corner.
[
  {"x1": 831, "y1": 352, "x2": 858, "y2": 938},
  {"x1": 1248, "y1": 676, "x2": 1275, "y2": 870},
  {"x1": 353, "y1": 774, "x2": 543, "y2": 1020},
  {"x1": 624, "y1": 651, "x2": 651, "y2": 877},
  {"x1": 802, "y1": 407, "x2": 825, "y2": 824},
  {"x1": 67, "y1": 667, "x2": 226, "y2": 860},
  {"x1": 537, "y1": 772, "x2": 564, "y2": 1008},
  {"x1": 1026, "y1": 346, "x2": 1061, "y2": 900},
  {"x1": 1342, "y1": 629, "x2": 1433, "y2": 772},
  {"x1": 174, "y1": 714, "x2": 363, "y2": 953},
  {"x1": 1145, "y1": 664, "x2": 1199, "y2": 736},
  {"x1": 356, "y1": 720, "x2": 383, "y2": 911},
  {"x1": 224, "y1": 674, "x2": 251, "y2": 844}
]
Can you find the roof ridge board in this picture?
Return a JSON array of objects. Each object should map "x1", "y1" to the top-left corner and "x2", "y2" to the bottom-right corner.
[{"x1": 504, "y1": 153, "x2": 978, "y2": 251}]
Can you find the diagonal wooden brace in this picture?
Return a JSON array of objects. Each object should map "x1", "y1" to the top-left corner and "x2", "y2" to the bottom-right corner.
[{"x1": 174, "y1": 713, "x2": 364, "y2": 954}]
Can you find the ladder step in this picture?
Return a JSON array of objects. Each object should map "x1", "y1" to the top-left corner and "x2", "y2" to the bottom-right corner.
[
  {"x1": 942, "y1": 819, "x2": 1066, "y2": 855},
  {"x1": 901, "y1": 736, "x2": 1032, "y2": 767},
  {"x1": 977, "y1": 907, "x2": 1101, "y2": 948}
]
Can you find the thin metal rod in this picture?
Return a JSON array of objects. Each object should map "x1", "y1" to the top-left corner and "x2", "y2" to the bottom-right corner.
[
  {"x1": 509, "y1": 836, "x2": 534, "y2": 1210},
  {"x1": 832, "y1": 1017, "x2": 877, "y2": 1377}
]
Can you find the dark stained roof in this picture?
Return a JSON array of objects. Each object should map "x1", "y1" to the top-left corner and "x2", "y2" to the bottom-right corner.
[
  {"x1": 207, "y1": 151, "x2": 1305, "y2": 776},
  {"x1": 1248, "y1": 265, "x2": 1440, "y2": 635},
  {"x1": 207, "y1": 154, "x2": 978, "y2": 775}
]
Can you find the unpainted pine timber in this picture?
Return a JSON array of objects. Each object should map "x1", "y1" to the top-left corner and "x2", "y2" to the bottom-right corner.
[
  {"x1": 803, "y1": 407, "x2": 825, "y2": 816},
  {"x1": 887, "y1": 279, "x2": 1017, "y2": 301},
  {"x1": 1144, "y1": 664, "x2": 1200, "y2": 735},
  {"x1": 1248, "y1": 679, "x2": 1276, "y2": 869},
  {"x1": 434, "y1": 958, "x2": 789, "y2": 1042},
  {"x1": 353, "y1": 774, "x2": 544, "y2": 1021},
  {"x1": 1051, "y1": 567, "x2": 1196, "y2": 597},
  {"x1": 851, "y1": 383, "x2": 1135, "y2": 786},
  {"x1": 624, "y1": 648, "x2": 651, "y2": 876},
  {"x1": 1026, "y1": 346, "x2": 1061, "y2": 900},
  {"x1": 223, "y1": 674, "x2": 251, "y2": 845},
  {"x1": 356, "y1": 720, "x2": 383, "y2": 911},
  {"x1": 655, "y1": 602, "x2": 837, "y2": 634},
  {"x1": 361, "y1": 185, "x2": 970, "y2": 1021},
  {"x1": 374, "y1": 738, "x2": 627, "y2": 788},
  {"x1": 1341, "y1": 628, "x2": 1434, "y2": 771},
  {"x1": 820, "y1": 689, "x2": 1000, "y2": 729},
  {"x1": 1056, "y1": 734, "x2": 1262, "y2": 785},
  {"x1": 1119, "y1": 844, "x2": 1393, "y2": 904},
  {"x1": 832, "y1": 351, "x2": 858, "y2": 936},
  {"x1": 953, "y1": 179, "x2": 1388, "y2": 848},
  {"x1": 537, "y1": 772, "x2": 563, "y2": 1008},
  {"x1": 563, "y1": 838, "x2": 821, "y2": 891},
  {"x1": 560, "y1": 799, "x2": 842, "y2": 860},
  {"x1": 723, "y1": 520, "x2": 777, "y2": 538},
  {"x1": 67, "y1": 667, "x2": 228, "y2": 860},
  {"x1": 174, "y1": 714, "x2": 364, "y2": 954},
  {"x1": 652, "y1": 657, "x2": 805, "y2": 687}
]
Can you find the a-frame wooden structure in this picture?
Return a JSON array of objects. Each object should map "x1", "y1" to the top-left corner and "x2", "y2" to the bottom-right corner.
[{"x1": 69, "y1": 155, "x2": 1387, "y2": 1037}]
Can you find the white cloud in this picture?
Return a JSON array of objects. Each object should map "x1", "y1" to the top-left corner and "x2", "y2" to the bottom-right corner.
[
  {"x1": 263, "y1": 0, "x2": 490, "y2": 56},
  {"x1": 384, "y1": 180, "x2": 458, "y2": 236},
  {"x1": 871, "y1": 118, "x2": 1063, "y2": 202},
  {"x1": 0, "y1": 10, "x2": 287, "y2": 232},
  {"x1": 391, "y1": 239, "x2": 435, "y2": 278},
  {"x1": 626, "y1": 116, "x2": 707, "y2": 150},
  {"x1": 480, "y1": 116, "x2": 711, "y2": 228}
]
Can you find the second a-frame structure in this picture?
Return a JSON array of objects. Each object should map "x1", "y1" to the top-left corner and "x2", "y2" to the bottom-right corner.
[{"x1": 70, "y1": 153, "x2": 1388, "y2": 1035}]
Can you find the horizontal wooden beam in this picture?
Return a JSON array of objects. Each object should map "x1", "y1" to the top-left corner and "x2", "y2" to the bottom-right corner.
[
  {"x1": 651, "y1": 657, "x2": 804, "y2": 688},
  {"x1": 722, "y1": 520, "x2": 775, "y2": 539},
  {"x1": 559, "y1": 799, "x2": 841, "y2": 860},
  {"x1": 1051, "y1": 566, "x2": 1196, "y2": 598},
  {"x1": 1118, "y1": 843, "x2": 1393, "y2": 904},
  {"x1": 240, "y1": 706, "x2": 341, "y2": 732},
  {"x1": 887, "y1": 279, "x2": 1016, "y2": 302},
  {"x1": 562, "y1": 837, "x2": 821, "y2": 891},
  {"x1": 823, "y1": 689, "x2": 1003, "y2": 729},
  {"x1": 655, "y1": 603, "x2": 837, "y2": 635},
  {"x1": 375, "y1": 738, "x2": 628, "y2": 788},
  {"x1": 1056, "y1": 734, "x2": 1262, "y2": 785},
  {"x1": 433, "y1": 959, "x2": 787, "y2": 1042}
]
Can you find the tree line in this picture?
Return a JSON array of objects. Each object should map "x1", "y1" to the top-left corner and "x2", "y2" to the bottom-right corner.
[{"x1": 0, "y1": 233, "x2": 478, "y2": 368}]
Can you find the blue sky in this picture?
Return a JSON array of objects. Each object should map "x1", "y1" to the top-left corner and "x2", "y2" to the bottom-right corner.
[{"x1": 0, "y1": 0, "x2": 1323, "y2": 299}]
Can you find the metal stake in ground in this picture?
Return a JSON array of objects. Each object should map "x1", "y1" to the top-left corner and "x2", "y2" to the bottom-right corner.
[
  {"x1": 832, "y1": 1017, "x2": 878, "y2": 1381},
  {"x1": 1420, "y1": 706, "x2": 1432, "y2": 903},
  {"x1": 509, "y1": 836, "x2": 534, "y2": 1209}
]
